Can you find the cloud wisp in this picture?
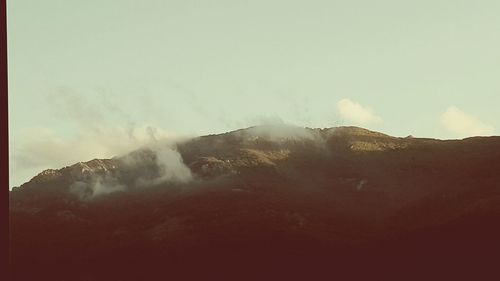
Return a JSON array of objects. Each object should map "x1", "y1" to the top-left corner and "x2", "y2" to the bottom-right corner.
[
  {"x1": 336, "y1": 98, "x2": 382, "y2": 126},
  {"x1": 440, "y1": 106, "x2": 495, "y2": 138},
  {"x1": 69, "y1": 143, "x2": 193, "y2": 200}
]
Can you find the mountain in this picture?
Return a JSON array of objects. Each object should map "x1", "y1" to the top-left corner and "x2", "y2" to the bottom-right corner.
[{"x1": 9, "y1": 125, "x2": 500, "y2": 280}]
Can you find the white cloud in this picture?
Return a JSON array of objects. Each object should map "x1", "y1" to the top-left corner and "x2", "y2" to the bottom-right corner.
[
  {"x1": 336, "y1": 98, "x2": 382, "y2": 125},
  {"x1": 440, "y1": 106, "x2": 495, "y2": 137}
]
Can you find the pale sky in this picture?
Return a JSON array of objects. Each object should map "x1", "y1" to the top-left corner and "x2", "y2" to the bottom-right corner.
[{"x1": 7, "y1": 0, "x2": 500, "y2": 187}]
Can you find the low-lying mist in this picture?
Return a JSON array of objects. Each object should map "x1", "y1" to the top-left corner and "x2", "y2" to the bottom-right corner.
[{"x1": 69, "y1": 141, "x2": 194, "y2": 200}]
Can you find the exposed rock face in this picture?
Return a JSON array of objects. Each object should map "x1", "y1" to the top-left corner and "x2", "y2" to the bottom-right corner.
[
  {"x1": 9, "y1": 125, "x2": 500, "y2": 280},
  {"x1": 30, "y1": 169, "x2": 63, "y2": 183},
  {"x1": 26, "y1": 159, "x2": 119, "y2": 186},
  {"x1": 188, "y1": 157, "x2": 236, "y2": 178}
]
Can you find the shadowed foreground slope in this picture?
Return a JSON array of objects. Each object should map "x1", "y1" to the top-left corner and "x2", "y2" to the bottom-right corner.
[{"x1": 9, "y1": 126, "x2": 500, "y2": 280}]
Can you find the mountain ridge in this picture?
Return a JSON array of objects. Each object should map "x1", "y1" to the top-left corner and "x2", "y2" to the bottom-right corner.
[
  {"x1": 12, "y1": 125, "x2": 429, "y2": 191},
  {"x1": 17, "y1": 125, "x2": 497, "y2": 190}
]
